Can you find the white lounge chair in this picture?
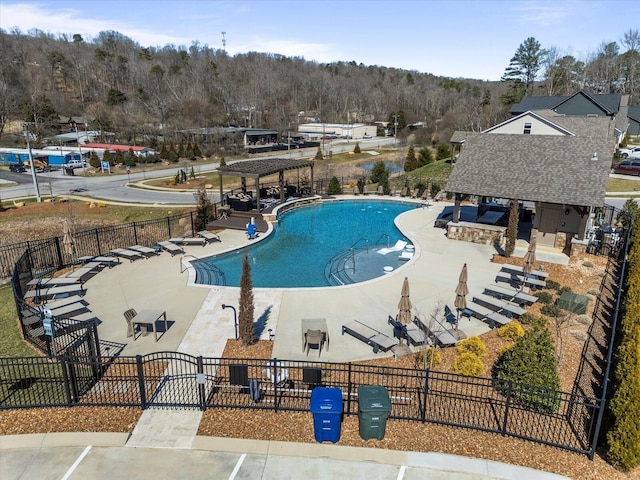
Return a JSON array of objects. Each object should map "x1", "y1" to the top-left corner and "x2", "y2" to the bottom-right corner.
[
  {"x1": 399, "y1": 251, "x2": 414, "y2": 261},
  {"x1": 111, "y1": 248, "x2": 145, "y2": 262},
  {"x1": 197, "y1": 230, "x2": 221, "y2": 243},
  {"x1": 158, "y1": 241, "x2": 184, "y2": 256},
  {"x1": 169, "y1": 237, "x2": 206, "y2": 247},
  {"x1": 128, "y1": 245, "x2": 160, "y2": 257},
  {"x1": 377, "y1": 240, "x2": 408, "y2": 255}
]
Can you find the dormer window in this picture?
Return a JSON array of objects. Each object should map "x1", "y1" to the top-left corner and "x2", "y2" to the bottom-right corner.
[{"x1": 523, "y1": 122, "x2": 532, "y2": 134}]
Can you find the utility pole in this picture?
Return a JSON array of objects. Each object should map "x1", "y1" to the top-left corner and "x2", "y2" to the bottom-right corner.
[
  {"x1": 23, "y1": 122, "x2": 41, "y2": 202},
  {"x1": 221, "y1": 32, "x2": 226, "y2": 51}
]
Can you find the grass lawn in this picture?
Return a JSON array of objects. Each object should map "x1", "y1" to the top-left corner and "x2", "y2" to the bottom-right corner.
[
  {"x1": 0, "y1": 283, "x2": 36, "y2": 357},
  {"x1": 607, "y1": 176, "x2": 640, "y2": 192}
]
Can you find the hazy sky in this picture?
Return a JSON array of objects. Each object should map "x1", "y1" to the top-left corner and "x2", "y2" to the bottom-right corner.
[{"x1": 1, "y1": 0, "x2": 638, "y2": 81}]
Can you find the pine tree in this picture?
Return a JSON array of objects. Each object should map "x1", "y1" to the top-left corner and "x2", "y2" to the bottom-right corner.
[
  {"x1": 194, "y1": 188, "x2": 213, "y2": 232},
  {"x1": 404, "y1": 144, "x2": 418, "y2": 172},
  {"x1": 193, "y1": 142, "x2": 202, "y2": 158},
  {"x1": 494, "y1": 324, "x2": 560, "y2": 413},
  {"x1": 126, "y1": 148, "x2": 136, "y2": 167},
  {"x1": 500, "y1": 37, "x2": 547, "y2": 105},
  {"x1": 103, "y1": 150, "x2": 114, "y2": 167},
  {"x1": 327, "y1": 176, "x2": 342, "y2": 195},
  {"x1": 239, "y1": 254, "x2": 256, "y2": 346},
  {"x1": 89, "y1": 151, "x2": 101, "y2": 168},
  {"x1": 315, "y1": 148, "x2": 324, "y2": 160},
  {"x1": 418, "y1": 147, "x2": 433, "y2": 167},
  {"x1": 370, "y1": 160, "x2": 389, "y2": 185},
  {"x1": 159, "y1": 143, "x2": 168, "y2": 159},
  {"x1": 219, "y1": 156, "x2": 226, "y2": 166},
  {"x1": 114, "y1": 150, "x2": 124, "y2": 165},
  {"x1": 177, "y1": 142, "x2": 185, "y2": 158},
  {"x1": 505, "y1": 200, "x2": 519, "y2": 257},
  {"x1": 353, "y1": 142, "x2": 361, "y2": 154},
  {"x1": 436, "y1": 142, "x2": 451, "y2": 160}
]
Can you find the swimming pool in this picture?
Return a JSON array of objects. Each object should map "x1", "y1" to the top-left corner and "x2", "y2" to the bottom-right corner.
[{"x1": 192, "y1": 199, "x2": 419, "y2": 288}]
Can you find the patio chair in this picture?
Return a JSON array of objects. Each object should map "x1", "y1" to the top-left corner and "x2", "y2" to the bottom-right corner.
[
  {"x1": 197, "y1": 230, "x2": 221, "y2": 243},
  {"x1": 400, "y1": 187, "x2": 408, "y2": 197},
  {"x1": 410, "y1": 188, "x2": 419, "y2": 198},
  {"x1": 376, "y1": 185, "x2": 384, "y2": 195},
  {"x1": 304, "y1": 329, "x2": 325, "y2": 357},
  {"x1": 158, "y1": 241, "x2": 184, "y2": 256},
  {"x1": 123, "y1": 308, "x2": 137, "y2": 338}
]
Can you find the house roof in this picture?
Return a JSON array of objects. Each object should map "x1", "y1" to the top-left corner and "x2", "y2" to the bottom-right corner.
[
  {"x1": 532, "y1": 110, "x2": 616, "y2": 138},
  {"x1": 217, "y1": 158, "x2": 314, "y2": 178},
  {"x1": 510, "y1": 90, "x2": 623, "y2": 116},
  {"x1": 82, "y1": 143, "x2": 152, "y2": 152},
  {"x1": 445, "y1": 134, "x2": 616, "y2": 207},
  {"x1": 627, "y1": 106, "x2": 640, "y2": 122}
]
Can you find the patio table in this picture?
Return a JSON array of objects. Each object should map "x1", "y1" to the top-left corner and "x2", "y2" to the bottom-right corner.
[{"x1": 132, "y1": 309, "x2": 168, "y2": 342}]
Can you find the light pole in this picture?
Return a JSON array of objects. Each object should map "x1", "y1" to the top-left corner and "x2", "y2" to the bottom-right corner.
[
  {"x1": 222, "y1": 304, "x2": 238, "y2": 340},
  {"x1": 23, "y1": 122, "x2": 41, "y2": 202}
]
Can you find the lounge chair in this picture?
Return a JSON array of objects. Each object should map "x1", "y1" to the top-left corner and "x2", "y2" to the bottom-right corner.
[
  {"x1": 495, "y1": 272, "x2": 546, "y2": 289},
  {"x1": 78, "y1": 255, "x2": 121, "y2": 268},
  {"x1": 388, "y1": 316, "x2": 426, "y2": 346},
  {"x1": 483, "y1": 284, "x2": 538, "y2": 305},
  {"x1": 341, "y1": 320, "x2": 398, "y2": 353},
  {"x1": 398, "y1": 251, "x2": 414, "y2": 261},
  {"x1": 399, "y1": 187, "x2": 408, "y2": 197},
  {"x1": 24, "y1": 283, "x2": 86, "y2": 302},
  {"x1": 377, "y1": 240, "x2": 408, "y2": 255},
  {"x1": 158, "y1": 241, "x2": 184, "y2": 256},
  {"x1": 462, "y1": 303, "x2": 511, "y2": 328},
  {"x1": 169, "y1": 237, "x2": 207, "y2": 247},
  {"x1": 410, "y1": 188, "x2": 419, "y2": 198},
  {"x1": 65, "y1": 261, "x2": 105, "y2": 281},
  {"x1": 472, "y1": 293, "x2": 526, "y2": 317},
  {"x1": 412, "y1": 315, "x2": 459, "y2": 347},
  {"x1": 376, "y1": 185, "x2": 384, "y2": 195},
  {"x1": 44, "y1": 301, "x2": 89, "y2": 319},
  {"x1": 128, "y1": 245, "x2": 160, "y2": 257},
  {"x1": 500, "y1": 263, "x2": 549, "y2": 279},
  {"x1": 39, "y1": 295, "x2": 86, "y2": 310},
  {"x1": 111, "y1": 248, "x2": 145, "y2": 262},
  {"x1": 28, "y1": 277, "x2": 82, "y2": 287},
  {"x1": 198, "y1": 230, "x2": 221, "y2": 243}
]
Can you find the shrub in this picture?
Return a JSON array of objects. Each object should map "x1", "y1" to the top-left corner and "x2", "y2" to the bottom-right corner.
[
  {"x1": 493, "y1": 325, "x2": 560, "y2": 414},
  {"x1": 353, "y1": 142, "x2": 361, "y2": 154},
  {"x1": 545, "y1": 279, "x2": 561, "y2": 291},
  {"x1": 518, "y1": 313, "x2": 547, "y2": 329},
  {"x1": 327, "y1": 176, "x2": 342, "y2": 195},
  {"x1": 315, "y1": 148, "x2": 323, "y2": 160},
  {"x1": 456, "y1": 336, "x2": 487, "y2": 358},
  {"x1": 414, "y1": 348, "x2": 442, "y2": 369},
  {"x1": 497, "y1": 321, "x2": 525, "y2": 342},
  {"x1": 582, "y1": 260, "x2": 594, "y2": 268},
  {"x1": 557, "y1": 285, "x2": 572, "y2": 296},
  {"x1": 534, "y1": 291, "x2": 553, "y2": 304},
  {"x1": 452, "y1": 352, "x2": 484, "y2": 376},
  {"x1": 541, "y1": 303, "x2": 563, "y2": 318}
]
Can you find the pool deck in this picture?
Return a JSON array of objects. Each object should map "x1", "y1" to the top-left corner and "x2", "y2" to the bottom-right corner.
[{"x1": 81, "y1": 196, "x2": 554, "y2": 361}]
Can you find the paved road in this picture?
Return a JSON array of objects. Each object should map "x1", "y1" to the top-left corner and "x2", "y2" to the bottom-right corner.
[{"x1": 0, "y1": 138, "x2": 396, "y2": 204}]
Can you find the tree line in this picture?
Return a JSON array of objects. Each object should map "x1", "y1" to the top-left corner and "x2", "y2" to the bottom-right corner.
[{"x1": 0, "y1": 28, "x2": 638, "y2": 156}]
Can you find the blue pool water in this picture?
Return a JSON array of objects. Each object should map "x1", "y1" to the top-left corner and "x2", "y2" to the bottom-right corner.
[{"x1": 193, "y1": 200, "x2": 419, "y2": 288}]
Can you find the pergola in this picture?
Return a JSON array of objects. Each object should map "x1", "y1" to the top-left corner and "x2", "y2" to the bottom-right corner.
[{"x1": 217, "y1": 157, "x2": 315, "y2": 210}]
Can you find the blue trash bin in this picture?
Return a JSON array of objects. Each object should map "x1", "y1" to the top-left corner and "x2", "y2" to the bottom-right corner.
[{"x1": 310, "y1": 387, "x2": 343, "y2": 443}]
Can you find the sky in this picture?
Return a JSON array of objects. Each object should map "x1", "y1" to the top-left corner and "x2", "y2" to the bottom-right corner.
[{"x1": 1, "y1": 0, "x2": 638, "y2": 81}]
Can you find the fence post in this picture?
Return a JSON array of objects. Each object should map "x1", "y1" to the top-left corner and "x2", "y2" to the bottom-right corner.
[
  {"x1": 502, "y1": 380, "x2": 513, "y2": 434},
  {"x1": 167, "y1": 217, "x2": 172, "y2": 238},
  {"x1": 136, "y1": 355, "x2": 147, "y2": 408},
  {"x1": 190, "y1": 212, "x2": 195, "y2": 236},
  {"x1": 133, "y1": 221, "x2": 138, "y2": 245},
  {"x1": 273, "y1": 358, "x2": 279, "y2": 413},
  {"x1": 347, "y1": 362, "x2": 353, "y2": 415},
  {"x1": 197, "y1": 356, "x2": 206, "y2": 411},
  {"x1": 60, "y1": 356, "x2": 75, "y2": 406},
  {"x1": 95, "y1": 228, "x2": 101, "y2": 255},
  {"x1": 54, "y1": 237, "x2": 63, "y2": 267},
  {"x1": 421, "y1": 369, "x2": 429, "y2": 422}
]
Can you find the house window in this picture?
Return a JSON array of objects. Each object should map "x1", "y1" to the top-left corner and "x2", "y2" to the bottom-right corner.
[{"x1": 523, "y1": 122, "x2": 532, "y2": 134}]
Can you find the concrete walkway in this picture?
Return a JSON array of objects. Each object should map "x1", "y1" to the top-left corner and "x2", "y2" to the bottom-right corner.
[{"x1": 0, "y1": 433, "x2": 569, "y2": 480}]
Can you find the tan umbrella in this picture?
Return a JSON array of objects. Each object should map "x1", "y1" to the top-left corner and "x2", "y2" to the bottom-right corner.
[
  {"x1": 397, "y1": 277, "x2": 412, "y2": 345},
  {"x1": 454, "y1": 263, "x2": 469, "y2": 330},
  {"x1": 62, "y1": 219, "x2": 75, "y2": 259},
  {"x1": 522, "y1": 236, "x2": 536, "y2": 290}
]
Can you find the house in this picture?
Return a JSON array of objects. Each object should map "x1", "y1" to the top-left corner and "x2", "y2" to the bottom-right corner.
[
  {"x1": 445, "y1": 111, "x2": 617, "y2": 258},
  {"x1": 510, "y1": 90, "x2": 630, "y2": 144},
  {"x1": 627, "y1": 106, "x2": 640, "y2": 136}
]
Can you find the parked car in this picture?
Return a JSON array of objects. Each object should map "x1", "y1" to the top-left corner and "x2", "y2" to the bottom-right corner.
[
  {"x1": 619, "y1": 146, "x2": 640, "y2": 159},
  {"x1": 611, "y1": 159, "x2": 640, "y2": 175},
  {"x1": 9, "y1": 164, "x2": 26, "y2": 173},
  {"x1": 66, "y1": 159, "x2": 87, "y2": 168}
]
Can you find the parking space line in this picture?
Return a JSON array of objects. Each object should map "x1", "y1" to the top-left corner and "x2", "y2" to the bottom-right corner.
[
  {"x1": 396, "y1": 465, "x2": 406, "y2": 480},
  {"x1": 61, "y1": 445, "x2": 92, "y2": 480},
  {"x1": 228, "y1": 453, "x2": 246, "y2": 480}
]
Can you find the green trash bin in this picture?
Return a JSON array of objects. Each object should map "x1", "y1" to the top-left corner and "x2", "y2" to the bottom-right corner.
[{"x1": 357, "y1": 385, "x2": 392, "y2": 440}]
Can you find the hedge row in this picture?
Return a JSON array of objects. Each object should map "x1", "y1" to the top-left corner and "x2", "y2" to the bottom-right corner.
[{"x1": 606, "y1": 212, "x2": 640, "y2": 471}]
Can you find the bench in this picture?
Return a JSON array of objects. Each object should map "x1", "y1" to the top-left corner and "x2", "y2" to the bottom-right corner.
[{"x1": 342, "y1": 320, "x2": 398, "y2": 353}]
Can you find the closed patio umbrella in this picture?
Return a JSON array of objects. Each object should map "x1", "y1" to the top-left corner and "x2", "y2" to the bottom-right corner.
[
  {"x1": 522, "y1": 236, "x2": 536, "y2": 290},
  {"x1": 397, "y1": 277, "x2": 413, "y2": 345},
  {"x1": 62, "y1": 219, "x2": 76, "y2": 267},
  {"x1": 454, "y1": 263, "x2": 469, "y2": 331}
]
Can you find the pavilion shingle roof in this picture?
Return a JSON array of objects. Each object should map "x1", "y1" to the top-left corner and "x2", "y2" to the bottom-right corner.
[
  {"x1": 445, "y1": 134, "x2": 616, "y2": 207},
  {"x1": 217, "y1": 158, "x2": 314, "y2": 178}
]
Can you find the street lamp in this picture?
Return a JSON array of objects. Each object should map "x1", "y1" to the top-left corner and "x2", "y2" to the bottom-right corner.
[{"x1": 222, "y1": 304, "x2": 238, "y2": 340}]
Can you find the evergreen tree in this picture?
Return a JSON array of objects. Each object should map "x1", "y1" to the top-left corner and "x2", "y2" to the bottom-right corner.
[
  {"x1": 159, "y1": 143, "x2": 168, "y2": 159},
  {"x1": 189, "y1": 166, "x2": 196, "y2": 179},
  {"x1": 125, "y1": 148, "x2": 136, "y2": 167},
  {"x1": 315, "y1": 147, "x2": 324, "y2": 160},
  {"x1": 193, "y1": 143, "x2": 202, "y2": 158},
  {"x1": 494, "y1": 324, "x2": 561, "y2": 413},
  {"x1": 114, "y1": 150, "x2": 124, "y2": 165},
  {"x1": 370, "y1": 160, "x2": 389, "y2": 185},
  {"x1": 194, "y1": 188, "x2": 214, "y2": 231},
  {"x1": 353, "y1": 142, "x2": 361, "y2": 154},
  {"x1": 418, "y1": 147, "x2": 433, "y2": 167},
  {"x1": 89, "y1": 151, "x2": 101, "y2": 168},
  {"x1": 505, "y1": 200, "x2": 519, "y2": 257},
  {"x1": 168, "y1": 143, "x2": 178, "y2": 162},
  {"x1": 219, "y1": 156, "x2": 226, "y2": 166},
  {"x1": 436, "y1": 142, "x2": 451, "y2": 160},
  {"x1": 186, "y1": 140, "x2": 194, "y2": 159},
  {"x1": 103, "y1": 150, "x2": 114, "y2": 167},
  {"x1": 404, "y1": 144, "x2": 418, "y2": 172},
  {"x1": 327, "y1": 176, "x2": 342, "y2": 195},
  {"x1": 238, "y1": 254, "x2": 256, "y2": 346},
  {"x1": 500, "y1": 37, "x2": 547, "y2": 104},
  {"x1": 177, "y1": 142, "x2": 185, "y2": 158}
]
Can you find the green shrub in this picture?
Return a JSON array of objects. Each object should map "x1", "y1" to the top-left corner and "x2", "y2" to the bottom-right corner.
[
  {"x1": 414, "y1": 348, "x2": 442, "y2": 369},
  {"x1": 557, "y1": 285, "x2": 572, "y2": 296},
  {"x1": 534, "y1": 291, "x2": 553, "y2": 304},
  {"x1": 453, "y1": 352, "x2": 484, "y2": 376},
  {"x1": 493, "y1": 324, "x2": 561, "y2": 413},
  {"x1": 518, "y1": 313, "x2": 546, "y2": 329},
  {"x1": 353, "y1": 142, "x2": 361, "y2": 154},
  {"x1": 541, "y1": 303, "x2": 563, "y2": 318},
  {"x1": 545, "y1": 279, "x2": 561, "y2": 291},
  {"x1": 327, "y1": 176, "x2": 342, "y2": 195},
  {"x1": 497, "y1": 321, "x2": 524, "y2": 342},
  {"x1": 315, "y1": 148, "x2": 324, "y2": 160},
  {"x1": 456, "y1": 336, "x2": 487, "y2": 358}
]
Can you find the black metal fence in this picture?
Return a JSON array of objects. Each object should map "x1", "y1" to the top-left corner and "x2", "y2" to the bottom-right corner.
[{"x1": 0, "y1": 353, "x2": 601, "y2": 455}]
